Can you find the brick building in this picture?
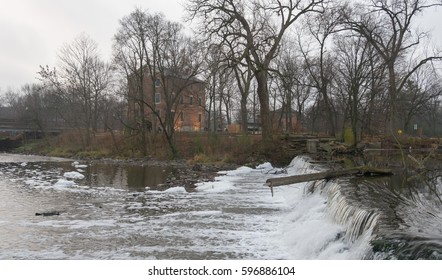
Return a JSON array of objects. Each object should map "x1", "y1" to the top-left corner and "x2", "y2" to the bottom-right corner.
[
  {"x1": 127, "y1": 70, "x2": 206, "y2": 132},
  {"x1": 271, "y1": 108, "x2": 301, "y2": 133}
]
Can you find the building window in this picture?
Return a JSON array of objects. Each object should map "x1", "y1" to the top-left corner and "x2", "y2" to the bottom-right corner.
[
  {"x1": 190, "y1": 96, "x2": 193, "y2": 105},
  {"x1": 180, "y1": 112, "x2": 184, "y2": 121},
  {"x1": 155, "y1": 78, "x2": 161, "y2": 87},
  {"x1": 198, "y1": 97, "x2": 202, "y2": 106},
  {"x1": 179, "y1": 95, "x2": 184, "y2": 104},
  {"x1": 198, "y1": 113, "x2": 202, "y2": 123},
  {"x1": 155, "y1": 93, "x2": 161, "y2": 104}
]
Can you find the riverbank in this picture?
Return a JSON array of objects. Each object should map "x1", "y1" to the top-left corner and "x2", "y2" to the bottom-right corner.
[
  {"x1": 13, "y1": 131, "x2": 266, "y2": 164},
  {"x1": 4, "y1": 131, "x2": 301, "y2": 189},
  {"x1": 8, "y1": 130, "x2": 442, "y2": 187}
]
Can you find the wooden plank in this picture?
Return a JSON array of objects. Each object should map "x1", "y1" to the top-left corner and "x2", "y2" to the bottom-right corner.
[{"x1": 265, "y1": 167, "x2": 393, "y2": 188}]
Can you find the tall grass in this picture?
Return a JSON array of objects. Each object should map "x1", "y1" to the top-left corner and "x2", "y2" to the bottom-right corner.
[{"x1": 16, "y1": 130, "x2": 263, "y2": 163}]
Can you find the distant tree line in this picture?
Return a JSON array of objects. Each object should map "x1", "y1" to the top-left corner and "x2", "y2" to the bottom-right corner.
[
  {"x1": 187, "y1": 0, "x2": 442, "y2": 146},
  {"x1": 1, "y1": 0, "x2": 441, "y2": 156}
]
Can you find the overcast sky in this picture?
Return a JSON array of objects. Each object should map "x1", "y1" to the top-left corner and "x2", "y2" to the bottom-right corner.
[
  {"x1": 0, "y1": 0, "x2": 186, "y2": 91},
  {"x1": 0, "y1": 0, "x2": 441, "y2": 91}
]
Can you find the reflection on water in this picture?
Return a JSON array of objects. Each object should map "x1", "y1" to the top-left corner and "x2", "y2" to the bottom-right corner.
[
  {"x1": 10, "y1": 160, "x2": 176, "y2": 192},
  {"x1": 84, "y1": 164, "x2": 175, "y2": 192}
]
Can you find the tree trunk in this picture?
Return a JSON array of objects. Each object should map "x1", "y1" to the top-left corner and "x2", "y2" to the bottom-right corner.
[
  {"x1": 351, "y1": 88, "x2": 359, "y2": 147},
  {"x1": 256, "y1": 70, "x2": 272, "y2": 143},
  {"x1": 321, "y1": 86, "x2": 336, "y2": 137},
  {"x1": 388, "y1": 64, "x2": 399, "y2": 132},
  {"x1": 164, "y1": 131, "x2": 179, "y2": 159},
  {"x1": 286, "y1": 94, "x2": 293, "y2": 132},
  {"x1": 241, "y1": 94, "x2": 248, "y2": 133},
  {"x1": 138, "y1": 101, "x2": 148, "y2": 157},
  {"x1": 218, "y1": 93, "x2": 223, "y2": 131}
]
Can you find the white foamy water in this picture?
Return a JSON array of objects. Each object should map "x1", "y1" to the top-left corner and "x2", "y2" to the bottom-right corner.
[
  {"x1": 0, "y1": 154, "x2": 372, "y2": 260},
  {"x1": 63, "y1": 171, "x2": 85, "y2": 180}
]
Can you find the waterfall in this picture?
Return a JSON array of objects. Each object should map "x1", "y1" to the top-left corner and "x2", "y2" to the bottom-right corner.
[
  {"x1": 275, "y1": 157, "x2": 378, "y2": 259},
  {"x1": 322, "y1": 181, "x2": 379, "y2": 243},
  {"x1": 286, "y1": 156, "x2": 380, "y2": 248},
  {"x1": 280, "y1": 157, "x2": 381, "y2": 257},
  {"x1": 288, "y1": 155, "x2": 442, "y2": 260}
]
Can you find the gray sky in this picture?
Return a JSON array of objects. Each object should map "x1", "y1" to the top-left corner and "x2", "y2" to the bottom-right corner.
[
  {"x1": 0, "y1": 0, "x2": 441, "y2": 91},
  {"x1": 0, "y1": 0, "x2": 186, "y2": 91}
]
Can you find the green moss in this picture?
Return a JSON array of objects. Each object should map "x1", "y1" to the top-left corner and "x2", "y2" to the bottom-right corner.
[
  {"x1": 343, "y1": 127, "x2": 355, "y2": 145},
  {"x1": 343, "y1": 157, "x2": 355, "y2": 169}
]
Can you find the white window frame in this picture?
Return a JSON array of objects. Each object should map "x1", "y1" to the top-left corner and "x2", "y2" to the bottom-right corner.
[{"x1": 155, "y1": 78, "x2": 161, "y2": 87}]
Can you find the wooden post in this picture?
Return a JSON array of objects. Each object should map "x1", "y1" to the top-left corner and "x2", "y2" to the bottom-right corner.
[
  {"x1": 306, "y1": 139, "x2": 319, "y2": 153},
  {"x1": 265, "y1": 167, "x2": 393, "y2": 188}
]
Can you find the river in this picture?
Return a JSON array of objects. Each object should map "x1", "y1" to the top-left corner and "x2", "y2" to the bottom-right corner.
[{"x1": 0, "y1": 153, "x2": 441, "y2": 259}]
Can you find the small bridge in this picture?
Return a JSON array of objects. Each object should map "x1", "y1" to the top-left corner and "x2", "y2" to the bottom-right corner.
[
  {"x1": 0, "y1": 121, "x2": 67, "y2": 152},
  {"x1": 0, "y1": 107, "x2": 67, "y2": 151},
  {"x1": 0, "y1": 120, "x2": 65, "y2": 137},
  {"x1": 0, "y1": 122, "x2": 65, "y2": 151}
]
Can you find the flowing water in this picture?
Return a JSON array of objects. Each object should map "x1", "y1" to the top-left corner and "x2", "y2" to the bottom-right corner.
[{"x1": 0, "y1": 153, "x2": 441, "y2": 260}]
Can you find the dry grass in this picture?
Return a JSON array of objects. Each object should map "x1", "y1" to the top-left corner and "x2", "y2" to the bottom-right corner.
[
  {"x1": 19, "y1": 130, "x2": 265, "y2": 163},
  {"x1": 176, "y1": 132, "x2": 262, "y2": 164}
]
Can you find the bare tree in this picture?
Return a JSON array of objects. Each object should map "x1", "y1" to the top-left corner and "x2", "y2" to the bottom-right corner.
[
  {"x1": 114, "y1": 9, "x2": 205, "y2": 158},
  {"x1": 420, "y1": 89, "x2": 442, "y2": 135},
  {"x1": 220, "y1": 32, "x2": 255, "y2": 134},
  {"x1": 397, "y1": 65, "x2": 442, "y2": 132},
  {"x1": 203, "y1": 45, "x2": 221, "y2": 132},
  {"x1": 6, "y1": 84, "x2": 66, "y2": 142},
  {"x1": 202, "y1": 43, "x2": 238, "y2": 132},
  {"x1": 113, "y1": 8, "x2": 153, "y2": 155},
  {"x1": 334, "y1": 33, "x2": 379, "y2": 146},
  {"x1": 154, "y1": 26, "x2": 205, "y2": 157},
  {"x1": 231, "y1": 61, "x2": 254, "y2": 133},
  {"x1": 344, "y1": 0, "x2": 442, "y2": 132},
  {"x1": 186, "y1": 0, "x2": 324, "y2": 143},
  {"x1": 297, "y1": 4, "x2": 345, "y2": 136},
  {"x1": 39, "y1": 34, "x2": 112, "y2": 148},
  {"x1": 222, "y1": 74, "x2": 237, "y2": 126},
  {"x1": 276, "y1": 41, "x2": 314, "y2": 133},
  {"x1": 215, "y1": 67, "x2": 235, "y2": 130}
]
